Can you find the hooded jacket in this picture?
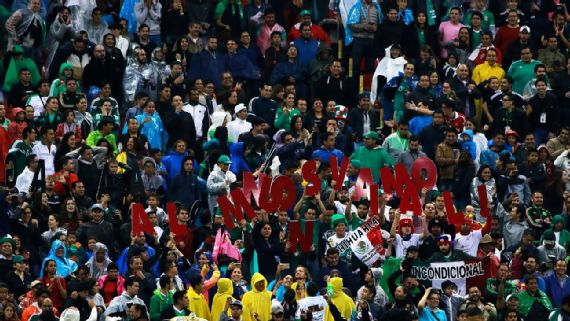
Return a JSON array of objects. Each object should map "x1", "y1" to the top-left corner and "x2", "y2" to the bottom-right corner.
[
  {"x1": 149, "y1": 288, "x2": 173, "y2": 321},
  {"x1": 324, "y1": 277, "x2": 355, "y2": 321},
  {"x1": 49, "y1": 63, "x2": 74, "y2": 97},
  {"x1": 242, "y1": 273, "x2": 272, "y2": 321},
  {"x1": 40, "y1": 240, "x2": 78, "y2": 278},
  {"x1": 85, "y1": 242, "x2": 112, "y2": 279},
  {"x1": 460, "y1": 130, "x2": 478, "y2": 161},
  {"x1": 186, "y1": 283, "x2": 211, "y2": 321},
  {"x1": 211, "y1": 278, "x2": 236, "y2": 321}
]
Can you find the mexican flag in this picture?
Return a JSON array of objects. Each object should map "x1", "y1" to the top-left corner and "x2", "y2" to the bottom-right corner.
[{"x1": 336, "y1": 216, "x2": 386, "y2": 265}]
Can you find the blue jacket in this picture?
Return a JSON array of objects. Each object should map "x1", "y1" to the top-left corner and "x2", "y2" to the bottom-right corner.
[
  {"x1": 189, "y1": 50, "x2": 228, "y2": 88},
  {"x1": 311, "y1": 147, "x2": 345, "y2": 165},
  {"x1": 40, "y1": 240, "x2": 78, "y2": 278},
  {"x1": 168, "y1": 172, "x2": 202, "y2": 209},
  {"x1": 292, "y1": 38, "x2": 320, "y2": 68},
  {"x1": 270, "y1": 60, "x2": 305, "y2": 85},
  {"x1": 226, "y1": 52, "x2": 260, "y2": 80},
  {"x1": 460, "y1": 129, "x2": 478, "y2": 161},
  {"x1": 133, "y1": 113, "x2": 168, "y2": 150},
  {"x1": 545, "y1": 273, "x2": 570, "y2": 307},
  {"x1": 229, "y1": 142, "x2": 251, "y2": 174}
]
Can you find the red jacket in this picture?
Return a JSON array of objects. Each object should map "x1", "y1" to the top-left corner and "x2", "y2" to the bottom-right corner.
[
  {"x1": 53, "y1": 170, "x2": 79, "y2": 195},
  {"x1": 287, "y1": 23, "x2": 331, "y2": 45}
]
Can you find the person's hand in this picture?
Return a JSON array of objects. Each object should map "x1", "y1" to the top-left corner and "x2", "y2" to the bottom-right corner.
[
  {"x1": 88, "y1": 299, "x2": 96, "y2": 309},
  {"x1": 285, "y1": 241, "x2": 292, "y2": 250},
  {"x1": 468, "y1": 84, "x2": 476, "y2": 91},
  {"x1": 70, "y1": 291, "x2": 78, "y2": 299},
  {"x1": 135, "y1": 270, "x2": 145, "y2": 279},
  {"x1": 225, "y1": 297, "x2": 232, "y2": 311},
  {"x1": 212, "y1": 263, "x2": 219, "y2": 271}
]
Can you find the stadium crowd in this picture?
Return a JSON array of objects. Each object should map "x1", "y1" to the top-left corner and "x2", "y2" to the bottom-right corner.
[{"x1": 1, "y1": 1, "x2": 570, "y2": 321}]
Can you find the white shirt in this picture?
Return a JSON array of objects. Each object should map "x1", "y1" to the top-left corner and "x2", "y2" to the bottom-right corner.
[
  {"x1": 296, "y1": 296, "x2": 328, "y2": 321},
  {"x1": 15, "y1": 167, "x2": 35, "y2": 196},
  {"x1": 394, "y1": 233, "x2": 421, "y2": 258},
  {"x1": 333, "y1": 201, "x2": 357, "y2": 218},
  {"x1": 183, "y1": 103, "x2": 208, "y2": 139},
  {"x1": 32, "y1": 142, "x2": 57, "y2": 175},
  {"x1": 26, "y1": 94, "x2": 48, "y2": 118},
  {"x1": 227, "y1": 118, "x2": 252, "y2": 142},
  {"x1": 454, "y1": 229, "x2": 482, "y2": 256}
]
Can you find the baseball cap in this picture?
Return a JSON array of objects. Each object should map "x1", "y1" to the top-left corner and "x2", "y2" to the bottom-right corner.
[
  {"x1": 520, "y1": 25, "x2": 531, "y2": 33},
  {"x1": 363, "y1": 131, "x2": 380, "y2": 140},
  {"x1": 91, "y1": 204, "x2": 104, "y2": 211},
  {"x1": 300, "y1": 9, "x2": 311, "y2": 17},
  {"x1": 358, "y1": 92, "x2": 371, "y2": 99},
  {"x1": 234, "y1": 103, "x2": 247, "y2": 114},
  {"x1": 230, "y1": 300, "x2": 243, "y2": 308},
  {"x1": 31, "y1": 280, "x2": 43, "y2": 288},
  {"x1": 272, "y1": 302, "x2": 284, "y2": 314},
  {"x1": 217, "y1": 155, "x2": 232, "y2": 165}
]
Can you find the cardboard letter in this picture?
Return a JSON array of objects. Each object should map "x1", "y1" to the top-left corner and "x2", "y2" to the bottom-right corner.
[
  {"x1": 443, "y1": 192, "x2": 464, "y2": 226},
  {"x1": 132, "y1": 203, "x2": 155, "y2": 235},
  {"x1": 352, "y1": 168, "x2": 374, "y2": 201},
  {"x1": 242, "y1": 172, "x2": 265, "y2": 206},
  {"x1": 477, "y1": 184, "x2": 490, "y2": 219},
  {"x1": 330, "y1": 156, "x2": 349, "y2": 191},
  {"x1": 380, "y1": 163, "x2": 413, "y2": 196},
  {"x1": 218, "y1": 190, "x2": 257, "y2": 229},
  {"x1": 288, "y1": 220, "x2": 314, "y2": 253},
  {"x1": 398, "y1": 183, "x2": 423, "y2": 215},
  {"x1": 166, "y1": 202, "x2": 187, "y2": 236},
  {"x1": 272, "y1": 175, "x2": 297, "y2": 211},
  {"x1": 301, "y1": 160, "x2": 321, "y2": 196},
  {"x1": 369, "y1": 183, "x2": 379, "y2": 216},
  {"x1": 411, "y1": 157, "x2": 438, "y2": 191}
]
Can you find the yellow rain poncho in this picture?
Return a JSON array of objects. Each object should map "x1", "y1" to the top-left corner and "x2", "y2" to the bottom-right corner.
[
  {"x1": 187, "y1": 284, "x2": 211, "y2": 321},
  {"x1": 211, "y1": 278, "x2": 234, "y2": 321},
  {"x1": 242, "y1": 273, "x2": 272, "y2": 321},
  {"x1": 324, "y1": 277, "x2": 355, "y2": 321}
]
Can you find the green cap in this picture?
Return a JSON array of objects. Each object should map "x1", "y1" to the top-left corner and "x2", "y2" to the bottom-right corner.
[
  {"x1": 217, "y1": 155, "x2": 232, "y2": 165},
  {"x1": 0, "y1": 236, "x2": 15, "y2": 248},
  {"x1": 300, "y1": 9, "x2": 311, "y2": 17},
  {"x1": 12, "y1": 45, "x2": 23, "y2": 54},
  {"x1": 12, "y1": 255, "x2": 24, "y2": 263},
  {"x1": 215, "y1": 208, "x2": 223, "y2": 217},
  {"x1": 331, "y1": 214, "x2": 348, "y2": 229},
  {"x1": 363, "y1": 131, "x2": 380, "y2": 140}
]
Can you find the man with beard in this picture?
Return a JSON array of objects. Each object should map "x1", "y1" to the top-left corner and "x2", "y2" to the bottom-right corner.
[
  {"x1": 459, "y1": 286, "x2": 496, "y2": 320},
  {"x1": 189, "y1": 36, "x2": 228, "y2": 88},
  {"x1": 83, "y1": 45, "x2": 115, "y2": 89},
  {"x1": 123, "y1": 48, "x2": 158, "y2": 105},
  {"x1": 454, "y1": 215, "x2": 492, "y2": 257},
  {"x1": 419, "y1": 219, "x2": 451, "y2": 261},
  {"x1": 427, "y1": 235, "x2": 474, "y2": 262}
]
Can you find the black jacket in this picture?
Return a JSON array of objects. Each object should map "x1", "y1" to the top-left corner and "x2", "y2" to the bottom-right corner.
[
  {"x1": 164, "y1": 110, "x2": 197, "y2": 151},
  {"x1": 168, "y1": 173, "x2": 202, "y2": 209},
  {"x1": 418, "y1": 124, "x2": 446, "y2": 159},
  {"x1": 347, "y1": 107, "x2": 380, "y2": 142}
]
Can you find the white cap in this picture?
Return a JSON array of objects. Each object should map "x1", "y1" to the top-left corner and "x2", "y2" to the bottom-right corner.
[{"x1": 234, "y1": 103, "x2": 247, "y2": 114}]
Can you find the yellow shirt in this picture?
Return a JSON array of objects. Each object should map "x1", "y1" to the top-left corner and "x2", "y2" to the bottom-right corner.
[{"x1": 472, "y1": 62, "x2": 505, "y2": 85}]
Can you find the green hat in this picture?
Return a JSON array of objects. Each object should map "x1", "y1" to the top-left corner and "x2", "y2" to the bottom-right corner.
[
  {"x1": 350, "y1": 160, "x2": 361, "y2": 169},
  {"x1": 300, "y1": 9, "x2": 311, "y2": 17},
  {"x1": 331, "y1": 214, "x2": 348, "y2": 229},
  {"x1": 203, "y1": 138, "x2": 221, "y2": 151},
  {"x1": 363, "y1": 131, "x2": 380, "y2": 141},
  {"x1": 12, "y1": 45, "x2": 23, "y2": 54},
  {"x1": 217, "y1": 155, "x2": 232, "y2": 165},
  {"x1": 12, "y1": 255, "x2": 24, "y2": 264},
  {"x1": 215, "y1": 208, "x2": 223, "y2": 218},
  {"x1": 0, "y1": 236, "x2": 15, "y2": 248}
]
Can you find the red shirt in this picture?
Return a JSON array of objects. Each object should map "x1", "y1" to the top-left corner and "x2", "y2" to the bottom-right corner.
[
  {"x1": 287, "y1": 24, "x2": 331, "y2": 45},
  {"x1": 495, "y1": 25, "x2": 521, "y2": 58},
  {"x1": 53, "y1": 170, "x2": 79, "y2": 195},
  {"x1": 445, "y1": 112, "x2": 467, "y2": 133},
  {"x1": 41, "y1": 276, "x2": 67, "y2": 310}
]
